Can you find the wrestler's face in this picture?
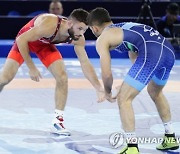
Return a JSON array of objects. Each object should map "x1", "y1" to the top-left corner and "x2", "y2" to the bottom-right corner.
[{"x1": 68, "y1": 21, "x2": 88, "y2": 41}]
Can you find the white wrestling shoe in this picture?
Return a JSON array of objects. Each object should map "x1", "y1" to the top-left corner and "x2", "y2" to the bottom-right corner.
[{"x1": 51, "y1": 115, "x2": 71, "y2": 136}]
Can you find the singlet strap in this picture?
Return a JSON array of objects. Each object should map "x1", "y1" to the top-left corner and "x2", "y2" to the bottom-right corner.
[{"x1": 43, "y1": 16, "x2": 62, "y2": 42}]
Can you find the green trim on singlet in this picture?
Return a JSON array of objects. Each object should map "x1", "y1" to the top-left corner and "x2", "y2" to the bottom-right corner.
[{"x1": 124, "y1": 42, "x2": 136, "y2": 52}]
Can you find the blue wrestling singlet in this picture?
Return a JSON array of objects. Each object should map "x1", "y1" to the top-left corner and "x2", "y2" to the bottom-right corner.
[{"x1": 109, "y1": 22, "x2": 175, "y2": 91}]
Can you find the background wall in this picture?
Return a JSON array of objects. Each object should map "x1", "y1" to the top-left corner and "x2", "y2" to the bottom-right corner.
[
  {"x1": 0, "y1": 1, "x2": 177, "y2": 40},
  {"x1": 0, "y1": 0, "x2": 180, "y2": 59}
]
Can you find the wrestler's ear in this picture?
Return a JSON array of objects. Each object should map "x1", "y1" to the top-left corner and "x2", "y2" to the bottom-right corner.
[
  {"x1": 92, "y1": 26, "x2": 99, "y2": 33},
  {"x1": 67, "y1": 20, "x2": 73, "y2": 28}
]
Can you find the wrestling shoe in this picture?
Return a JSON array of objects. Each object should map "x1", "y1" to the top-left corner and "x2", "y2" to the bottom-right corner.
[
  {"x1": 51, "y1": 115, "x2": 71, "y2": 136},
  {"x1": 156, "y1": 133, "x2": 179, "y2": 151},
  {"x1": 119, "y1": 146, "x2": 139, "y2": 154}
]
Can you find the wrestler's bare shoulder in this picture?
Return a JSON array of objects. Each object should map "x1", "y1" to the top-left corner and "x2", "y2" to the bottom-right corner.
[{"x1": 34, "y1": 14, "x2": 58, "y2": 26}]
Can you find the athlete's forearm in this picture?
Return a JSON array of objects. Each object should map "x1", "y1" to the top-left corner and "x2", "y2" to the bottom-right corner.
[
  {"x1": 102, "y1": 74, "x2": 113, "y2": 94},
  {"x1": 74, "y1": 44, "x2": 103, "y2": 91},
  {"x1": 81, "y1": 61, "x2": 103, "y2": 91},
  {"x1": 16, "y1": 38, "x2": 36, "y2": 70}
]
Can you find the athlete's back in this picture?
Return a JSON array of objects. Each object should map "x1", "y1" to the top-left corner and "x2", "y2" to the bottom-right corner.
[{"x1": 110, "y1": 22, "x2": 174, "y2": 54}]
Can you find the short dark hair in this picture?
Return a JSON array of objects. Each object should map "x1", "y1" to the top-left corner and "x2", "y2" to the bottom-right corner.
[
  {"x1": 167, "y1": 3, "x2": 179, "y2": 15},
  {"x1": 88, "y1": 7, "x2": 111, "y2": 26},
  {"x1": 69, "y1": 8, "x2": 89, "y2": 25}
]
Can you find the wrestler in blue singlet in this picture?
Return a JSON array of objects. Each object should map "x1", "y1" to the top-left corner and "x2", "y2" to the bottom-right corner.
[{"x1": 109, "y1": 22, "x2": 175, "y2": 91}]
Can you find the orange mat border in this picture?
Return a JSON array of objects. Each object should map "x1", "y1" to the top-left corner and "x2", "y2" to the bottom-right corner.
[{"x1": 4, "y1": 78, "x2": 180, "y2": 92}]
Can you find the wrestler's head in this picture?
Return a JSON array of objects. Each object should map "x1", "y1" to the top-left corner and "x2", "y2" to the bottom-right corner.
[
  {"x1": 68, "y1": 9, "x2": 89, "y2": 41},
  {"x1": 88, "y1": 7, "x2": 111, "y2": 37}
]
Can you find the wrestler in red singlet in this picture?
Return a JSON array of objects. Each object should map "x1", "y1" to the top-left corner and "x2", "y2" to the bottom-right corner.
[{"x1": 8, "y1": 16, "x2": 69, "y2": 67}]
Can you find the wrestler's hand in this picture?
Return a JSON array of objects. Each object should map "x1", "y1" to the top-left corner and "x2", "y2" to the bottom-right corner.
[
  {"x1": 29, "y1": 67, "x2": 42, "y2": 82},
  {"x1": 96, "y1": 89, "x2": 106, "y2": 103},
  {"x1": 105, "y1": 92, "x2": 116, "y2": 103},
  {"x1": 112, "y1": 86, "x2": 121, "y2": 99}
]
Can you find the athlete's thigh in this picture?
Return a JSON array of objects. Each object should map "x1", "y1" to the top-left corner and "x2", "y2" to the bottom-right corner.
[
  {"x1": 124, "y1": 57, "x2": 155, "y2": 92},
  {"x1": 147, "y1": 80, "x2": 164, "y2": 95},
  {"x1": 151, "y1": 42, "x2": 175, "y2": 87},
  {"x1": 7, "y1": 42, "x2": 24, "y2": 65},
  {"x1": 35, "y1": 44, "x2": 63, "y2": 68},
  {"x1": 1, "y1": 58, "x2": 20, "y2": 80},
  {"x1": 124, "y1": 42, "x2": 163, "y2": 91},
  {"x1": 33, "y1": 43, "x2": 65, "y2": 79},
  {"x1": 117, "y1": 81, "x2": 140, "y2": 103},
  {"x1": 47, "y1": 59, "x2": 66, "y2": 78}
]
